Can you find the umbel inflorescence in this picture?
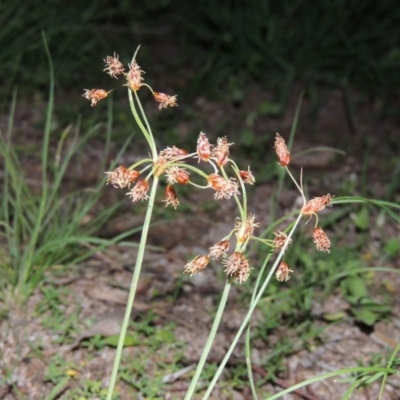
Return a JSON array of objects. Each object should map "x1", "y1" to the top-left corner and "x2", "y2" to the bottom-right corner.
[
  {"x1": 83, "y1": 50, "x2": 334, "y2": 285},
  {"x1": 83, "y1": 52, "x2": 177, "y2": 109}
]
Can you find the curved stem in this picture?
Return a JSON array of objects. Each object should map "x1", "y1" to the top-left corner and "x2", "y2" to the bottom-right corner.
[
  {"x1": 106, "y1": 176, "x2": 159, "y2": 400},
  {"x1": 127, "y1": 89, "x2": 156, "y2": 158},
  {"x1": 184, "y1": 281, "x2": 232, "y2": 400},
  {"x1": 246, "y1": 251, "x2": 273, "y2": 400},
  {"x1": 134, "y1": 90, "x2": 156, "y2": 157}
]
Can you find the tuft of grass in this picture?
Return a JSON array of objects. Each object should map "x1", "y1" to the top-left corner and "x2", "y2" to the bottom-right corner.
[{"x1": 0, "y1": 36, "x2": 139, "y2": 301}]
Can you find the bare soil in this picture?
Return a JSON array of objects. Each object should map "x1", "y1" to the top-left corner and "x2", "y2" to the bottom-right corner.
[{"x1": 0, "y1": 82, "x2": 400, "y2": 399}]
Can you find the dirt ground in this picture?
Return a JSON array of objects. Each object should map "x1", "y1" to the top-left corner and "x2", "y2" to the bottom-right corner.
[{"x1": 0, "y1": 81, "x2": 400, "y2": 399}]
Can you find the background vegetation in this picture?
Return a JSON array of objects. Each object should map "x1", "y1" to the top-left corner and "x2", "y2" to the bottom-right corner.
[
  {"x1": 1, "y1": 0, "x2": 400, "y2": 398},
  {"x1": 2, "y1": 0, "x2": 400, "y2": 100}
]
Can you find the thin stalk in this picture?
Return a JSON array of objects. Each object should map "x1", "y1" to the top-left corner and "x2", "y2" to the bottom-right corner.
[
  {"x1": 378, "y1": 341, "x2": 400, "y2": 399},
  {"x1": 271, "y1": 92, "x2": 303, "y2": 218},
  {"x1": 134, "y1": 90, "x2": 155, "y2": 154},
  {"x1": 202, "y1": 212, "x2": 302, "y2": 399},
  {"x1": 246, "y1": 327, "x2": 258, "y2": 399},
  {"x1": 106, "y1": 176, "x2": 159, "y2": 400},
  {"x1": 128, "y1": 89, "x2": 156, "y2": 158},
  {"x1": 184, "y1": 280, "x2": 232, "y2": 400},
  {"x1": 245, "y1": 252, "x2": 273, "y2": 400}
]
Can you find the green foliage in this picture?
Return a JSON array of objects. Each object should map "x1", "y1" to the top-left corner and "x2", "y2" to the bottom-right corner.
[
  {"x1": 36, "y1": 285, "x2": 81, "y2": 342},
  {"x1": 176, "y1": 0, "x2": 400, "y2": 97},
  {"x1": 0, "y1": 39, "x2": 139, "y2": 300},
  {"x1": 341, "y1": 275, "x2": 391, "y2": 326},
  {"x1": 0, "y1": 0, "x2": 146, "y2": 95}
]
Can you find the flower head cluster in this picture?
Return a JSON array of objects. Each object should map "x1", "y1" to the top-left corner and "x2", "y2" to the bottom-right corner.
[
  {"x1": 153, "y1": 92, "x2": 178, "y2": 109},
  {"x1": 212, "y1": 137, "x2": 233, "y2": 167},
  {"x1": 207, "y1": 174, "x2": 239, "y2": 200},
  {"x1": 312, "y1": 226, "x2": 331, "y2": 253},
  {"x1": 276, "y1": 261, "x2": 294, "y2": 282},
  {"x1": 166, "y1": 166, "x2": 190, "y2": 185},
  {"x1": 197, "y1": 132, "x2": 211, "y2": 162},
  {"x1": 235, "y1": 214, "x2": 259, "y2": 243},
  {"x1": 272, "y1": 231, "x2": 292, "y2": 250},
  {"x1": 300, "y1": 193, "x2": 334, "y2": 252},
  {"x1": 274, "y1": 133, "x2": 291, "y2": 167},
  {"x1": 239, "y1": 167, "x2": 255, "y2": 185},
  {"x1": 103, "y1": 53, "x2": 125, "y2": 78},
  {"x1": 223, "y1": 252, "x2": 250, "y2": 284},
  {"x1": 105, "y1": 166, "x2": 139, "y2": 189},
  {"x1": 83, "y1": 51, "x2": 177, "y2": 109},
  {"x1": 158, "y1": 146, "x2": 188, "y2": 162},
  {"x1": 126, "y1": 180, "x2": 150, "y2": 202},
  {"x1": 183, "y1": 255, "x2": 210, "y2": 276},
  {"x1": 126, "y1": 61, "x2": 145, "y2": 91},
  {"x1": 302, "y1": 194, "x2": 334, "y2": 216},
  {"x1": 209, "y1": 240, "x2": 230, "y2": 260},
  {"x1": 163, "y1": 185, "x2": 179, "y2": 209},
  {"x1": 185, "y1": 213, "x2": 258, "y2": 284},
  {"x1": 82, "y1": 89, "x2": 108, "y2": 107}
]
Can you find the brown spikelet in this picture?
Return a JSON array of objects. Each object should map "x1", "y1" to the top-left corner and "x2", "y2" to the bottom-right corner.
[
  {"x1": 312, "y1": 226, "x2": 331, "y2": 253},
  {"x1": 274, "y1": 133, "x2": 290, "y2": 167}
]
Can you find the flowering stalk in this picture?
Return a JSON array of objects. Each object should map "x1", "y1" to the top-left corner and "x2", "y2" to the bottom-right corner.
[
  {"x1": 184, "y1": 281, "x2": 232, "y2": 400},
  {"x1": 106, "y1": 177, "x2": 159, "y2": 400},
  {"x1": 202, "y1": 212, "x2": 303, "y2": 399},
  {"x1": 199, "y1": 133, "x2": 335, "y2": 398},
  {"x1": 82, "y1": 47, "x2": 181, "y2": 399},
  {"x1": 84, "y1": 48, "x2": 337, "y2": 399},
  {"x1": 185, "y1": 188, "x2": 253, "y2": 397}
]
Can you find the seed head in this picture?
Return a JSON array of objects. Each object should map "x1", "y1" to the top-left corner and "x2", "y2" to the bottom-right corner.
[
  {"x1": 159, "y1": 146, "x2": 188, "y2": 162},
  {"x1": 235, "y1": 214, "x2": 259, "y2": 243},
  {"x1": 197, "y1": 132, "x2": 211, "y2": 162},
  {"x1": 312, "y1": 226, "x2": 331, "y2": 253},
  {"x1": 105, "y1": 166, "x2": 140, "y2": 189},
  {"x1": 103, "y1": 53, "x2": 125, "y2": 78},
  {"x1": 207, "y1": 174, "x2": 239, "y2": 200},
  {"x1": 82, "y1": 89, "x2": 108, "y2": 107},
  {"x1": 209, "y1": 240, "x2": 230, "y2": 260},
  {"x1": 272, "y1": 231, "x2": 292, "y2": 250},
  {"x1": 153, "y1": 92, "x2": 178, "y2": 109},
  {"x1": 275, "y1": 261, "x2": 294, "y2": 282},
  {"x1": 166, "y1": 166, "x2": 190, "y2": 185},
  {"x1": 223, "y1": 252, "x2": 250, "y2": 284},
  {"x1": 212, "y1": 136, "x2": 233, "y2": 167},
  {"x1": 239, "y1": 167, "x2": 255, "y2": 185},
  {"x1": 126, "y1": 180, "x2": 150, "y2": 202},
  {"x1": 184, "y1": 255, "x2": 210, "y2": 276},
  {"x1": 302, "y1": 194, "x2": 334, "y2": 216},
  {"x1": 126, "y1": 61, "x2": 144, "y2": 91},
  {"x1": 274, "y1": 133, "x2": 291, "y2": 167},
  {"x1": 163, "y1": 185, "x2": 179, "y2": 209}
]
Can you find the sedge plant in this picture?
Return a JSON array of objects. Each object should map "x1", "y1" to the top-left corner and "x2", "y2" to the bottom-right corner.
[{"x1": 83, "y1": 47, "x2": 400, "y2": 399}]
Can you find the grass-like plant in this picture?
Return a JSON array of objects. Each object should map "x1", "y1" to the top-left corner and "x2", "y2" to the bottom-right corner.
[
  {"x1": 83, "y1": 47, "x2": 400, "y2": 399},
  {"x1": 0, "y1": 36, "x2": 139, "y2": 302},
  {"x1": 177, "y1": 0, "x2": 400, "y2": 98}
]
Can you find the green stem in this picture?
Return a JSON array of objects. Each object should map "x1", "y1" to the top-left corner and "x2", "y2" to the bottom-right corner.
[
  {"x1": 127, "y1": 89, "x2": 156, "y2": 158},
  {"x1": 106, "y1": 176, "x2": 159, "y2": 400},
  {"x1": 245, "y1": 252, "x2": 273, "y2": 400},
  {"x1": 184, "y1": 281, "x2": 232, "y2": 400},
  {"x1": 202, "y1": 212, "x2": 302, "y2": 399}
]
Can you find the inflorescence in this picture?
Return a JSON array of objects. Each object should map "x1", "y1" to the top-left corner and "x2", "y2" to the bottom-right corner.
[{"x1": 84, "y1": 51, "x2": 334, "y2": 285}]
